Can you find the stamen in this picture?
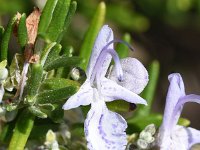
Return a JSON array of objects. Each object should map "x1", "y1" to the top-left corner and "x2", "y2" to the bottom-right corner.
[
  {"x1": 103, "y1": 39, "x2": 134, "y2": 52},
  {"x1": 90, "y1": 39, "x2": 134, "y2": 87},
  {"x1": 171, "y1": 94, "x2": 200, "y2": 127},
  {"x1": 91, "y1": 48, "x2": 123, "y2": 85}
]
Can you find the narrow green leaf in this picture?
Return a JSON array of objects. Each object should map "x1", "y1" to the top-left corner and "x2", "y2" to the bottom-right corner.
[
  {"x1": 57, "y1": 1, "x2": 77, "y2": 42},
  {"x1": 0, "y1": 26, "x2": 4, "y2": 43},
  {"x1": 46, "y1": 0, "x2": 71, "y2": 42},
  {"x1": 40, "y1": 78, "x2": 79, "y2": 91},
  {"x1": 136, "y1": 60, "x2": 160, "y2": 116},
  {"x1": 26, "y1": 63, "x2": 43, "y2": 103},
  {"x1": 116, "y1": 33, "x2": 131, "y2": 58},
  {"x1": 44, "y1": 43, "x2": 62, "y2": 66},
  {"x1": 0, "y1": 122, "x2": 15, "y2": 143},
  {"x1": 38, "y1": 103, "x2": 55, "y2": 111},
  {"x1": 8, "y1": 110, "x2": 35, "y2": 150},
  {"x1": 44, "y1": 56, "x2": 81, "y2": 71},
  {"x1": 0, "y1": 15, "x2": 17, "y2": 61},
  {"x1": 28, "y1": 106, "x2": 47, "y2": 118},
  {"x1": 0, "y1": 26, "x2": 4, "y2": 34},
  {"x1": 55, "y1": 46, "x2": 74, "y2": 78},
  {"x1": 36, "y1": 86, "x2": 78, "y2": 104},
  {"x1": 79, "y1": 2, "x2": 106, "y2": 70},
  {"x1": 38, "y1": 0, "x2": 58, "y2": 33},
  {"x1": 18, "y1": 13, "x2": 27, "y2": 48},
  {"x1": 40, "y1": 42, "x2": 57, "y2": 66}
]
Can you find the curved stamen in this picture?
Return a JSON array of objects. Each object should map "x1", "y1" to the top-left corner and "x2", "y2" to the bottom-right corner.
[
  {"x1": 99, "y1": 48, "x2": 123, "y2": 80},
  {"x1": 103, "y1": 39, "x2": 134, "y2": 52},
  {"x1": 91, "y1": 48, "x2": 123, "y2": 87},
  {"x1": 90, "y1": 39, "x2": 134, "y2": 88},
  {"x1": 170, "y1": 94, "x2": 200, "y2": 127}
]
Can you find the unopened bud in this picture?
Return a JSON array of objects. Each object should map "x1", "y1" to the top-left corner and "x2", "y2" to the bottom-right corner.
[
  {"x1": 144, "y1": 124, "x2": 156, "y2": 135},
  {"x1": 137, "y1": 139, "x2": 148, "y2": 149},
  {"x1": 139, "y1": 131, "x2": 154, "y2": 143}
]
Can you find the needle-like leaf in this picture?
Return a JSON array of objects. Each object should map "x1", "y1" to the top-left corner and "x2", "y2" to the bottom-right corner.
[
  {"x1": 0, "y1": 15, "x2": 17, "y2": 61},
  {"x1": 79, "y1": 2, "x2": 106, "y2": 70},
  {"x1": 38, "y1": 0, "x2": 58, "y2": 34},
  {"x1": 44, "y1": 56, "x2": 81, "y2": 71},
  {"x1": 36, "y1": 86, "x2": 78, "y2": 104},
  {"x1": 45, "y1": 0, "x2": 71, "y2": 42},
  {"x1": 18, "y1": 13, "x2": 27, "y2": 48},
  {"x1": 57, "y1": 1, "x2": 77, "y2": 42}
]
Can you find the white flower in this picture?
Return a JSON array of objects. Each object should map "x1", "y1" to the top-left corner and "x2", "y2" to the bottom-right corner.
[{"x1": 63, "y1": 25, "x2": 149, "y2": 150}]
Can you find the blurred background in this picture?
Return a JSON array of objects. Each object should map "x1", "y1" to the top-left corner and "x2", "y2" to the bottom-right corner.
[{"x1": 0, "y1": 0, "x2": 200, "y2": 129}]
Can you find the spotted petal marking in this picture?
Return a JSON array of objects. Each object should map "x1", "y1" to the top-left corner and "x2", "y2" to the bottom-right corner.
[
  {"x1": 63, "y1": 25, "x2": 149, "y2": 150},
  {"x1": 109, "y1": 58, "x2": 149, "y2": 94},
  {"x1": 101, "y1": 77, "x2": 147, "y2": 105},
  {"x1": 62, "y1": 79, "x2": 93, "y2": 110},
  {"x1": 85, "y1": 99, "x2": 127, "y2": 150},
  {"x1": 159, "y1": 126, "x2": 200, "y2": 150}
]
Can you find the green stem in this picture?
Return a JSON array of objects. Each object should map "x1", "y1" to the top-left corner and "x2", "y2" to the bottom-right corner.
[{"x1": 8, "y1": 110, "x2": 35, "y2": 150}]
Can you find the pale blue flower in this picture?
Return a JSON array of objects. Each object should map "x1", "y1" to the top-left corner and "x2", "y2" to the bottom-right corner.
[
  {"x1": 63, "y1": 25, "x2": 149, "y2": 150},
  {"x1": 157, "y1": 73, "x2": 200, "y2": 150}
]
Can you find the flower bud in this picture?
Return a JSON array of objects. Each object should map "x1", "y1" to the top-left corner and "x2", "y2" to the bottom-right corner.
[{"x1": 144, "y1": 124, "x2": 156, "y2": 135}]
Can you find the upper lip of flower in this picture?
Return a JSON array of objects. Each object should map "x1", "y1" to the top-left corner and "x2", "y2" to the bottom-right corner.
[
  {"x1": 158, "y1": 73, "x2": 200, "y2": 149},
  {"x1": 63, "y1": 25, "x2": 149, "y2": 110},
  {"x1": 62, "y1": 24, "x2": 150, "y2": 150}
]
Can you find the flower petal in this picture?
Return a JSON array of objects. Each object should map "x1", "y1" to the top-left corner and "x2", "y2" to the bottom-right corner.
[
  {"x1": 19, "y1": 62, "x2": 29, "y2": 100},
  {"x1": 161, "y1": 73, "x2": 185, "y2": 131},
  {"x1": 162, "y1": 126, "x2": 200, "y2": 150},
  {"x1": 109, "y1": 57, "x2": 149, "y2": 94},
  {"x1": 187, "y1": 127, "x2": 200, "y2": 148},
  {"x1": 85, "y1": 99, "x2": 127, "y2": 150},
  {"x1": 159, "y1": 125, "x2": 194, "y2": 150},
  {"x1": 62, "y1": 80, "x2": 93, "y2": 110},
  {"x1": 87, "y1": 25, "x2": 113, "y2": 78},
  {"x1": 101, "y1": 78, "x2": 147, "y2": 105},
  {"x1": 171, "y1": 94, "x2": 200, "y2": 126}
]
